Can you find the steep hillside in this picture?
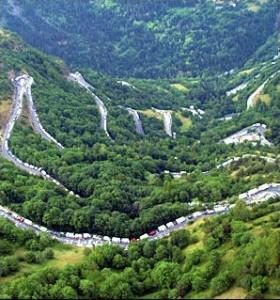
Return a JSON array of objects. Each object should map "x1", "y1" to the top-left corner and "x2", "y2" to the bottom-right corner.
[
  {"x1": 1, "y1": 0, "x2": 279, "y2": 78},
  {"x1": 0, "y1": 199, "x2": 280, "y2": 299},
  {"x1": 0, "y1": 29, "x2": 280, "y2": 239}
]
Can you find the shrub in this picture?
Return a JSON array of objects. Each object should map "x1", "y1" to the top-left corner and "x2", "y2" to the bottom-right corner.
[
  {"x1": 251, "y1": 276, "x2": 268, "y2": 294},
  {"x1": 170, "y1": 229, "x2": 190, "y2": 249},
  {"x1": 210, "y1": 271, "x2": 233, "y2": 296}
]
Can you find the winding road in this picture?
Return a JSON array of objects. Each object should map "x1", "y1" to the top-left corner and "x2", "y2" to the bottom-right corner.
[
  {"x1": 222, "y1": 123, "x2": 272, "y2": 146},
  {"x1": 0, "y1": 73, "x2": 279, "y2": 249},
  {"x1": 163, "y1": 154, "x2": 278, "y2": 178},
  {"x1": 226, "y1": 81, "x2": 248, "y2": 97},
  {"x1": 247, "y1": 71, "x2": 279, "y2": 109},
  {"x1": 24, "y1": 76, "x2": 64, "y2": 149},
  {"x1": 152, "y1": 107, "x2": 173, "y2": 138},
  {"x1": 0, "y1": 183, "x2": 279, "y2": 249},
  {"x1": 127, "y1": 108, "x2": 144, "y2": 135},
  {"x1": 69, "y1": 72, "x2": 113, "y2": 140},
  {"x1": 1, "y1": 74, "x2": 78, "y2": 197}
]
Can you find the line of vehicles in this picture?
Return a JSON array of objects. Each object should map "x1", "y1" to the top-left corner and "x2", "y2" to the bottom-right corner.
[
  {"x1": 68, "y1": 72, "x2": 113, "y2": 140},
  {"x1": 127, "y1": 108, "x2": 145, "y2": 135},
  {"x1": 152, "y1": 107, "x2": 175, "y2": 138},
  {"x1": 216, "y1": 154, "x2": 277, "y2": 169},
  {"x1": 162, "y1": 154, "x2": 278, "y2": 179},
  {"x1": 0, "y1": 202, "x2": 230, "y2": 248},
  {"x1": 1, "y1": 74, "x2": 79, "y2": 198},
  {"x1": 181, "y1": 106, "x2": 205, "y2": 119},
  {"x1": 239, "y1": 183, "x2": 280, "y2": 202},
  {"x1": 1, "y1": 183, "x2": 278, "y2": 248},
  {"x1": 222, "y1": 123, "x2": 272, "y2": 146},
  {"x1": 26, "y1": 87, "x2": 64, "y2": 149}
]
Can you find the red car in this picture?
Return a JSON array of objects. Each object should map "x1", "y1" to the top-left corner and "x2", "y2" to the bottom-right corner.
[
  {"x1": 148, "y1": 230, "x2": 157, "y2": 236},
  {"x1": 16, "y1": 216, "x2": 24, "y2": 222}
]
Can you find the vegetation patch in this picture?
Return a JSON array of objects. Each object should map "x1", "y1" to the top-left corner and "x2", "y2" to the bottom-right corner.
[
  {"x1": 176, "y1": 113, "x2": 192, "y2": 132},
  {"x1": 139, "y1": 109, "x2": 162, "y2": 120},
  {"x1": 215, "y1": 287, "x2": 247, "y2": 299},
  {"x1": 247, "y1": 3, "x2": 261, "y2": 12},
  {"x1": 0, "y1": 100, "x2": 11, "y2": 135},
  {"x1": 259, "y1": 94, "x2": 272, "y2": 106},
  {"x1": 171, "y1": 83, "x2": 188, "y2": 93}
]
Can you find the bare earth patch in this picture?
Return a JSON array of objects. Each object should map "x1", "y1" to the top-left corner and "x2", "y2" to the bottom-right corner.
[
  {"x1": 0, "y1": 100, "x2": 12, "y2": 137},
  {"x1": 215, "y1": 287, "x2": 247, "y2": 299}
]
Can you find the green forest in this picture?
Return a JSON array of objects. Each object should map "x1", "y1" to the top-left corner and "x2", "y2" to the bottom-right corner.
[
  {"x1": 0, "y1": 30, "x2": 279, "y2": 237},
  {"x1": 0, "y1": 0, "x2": 280, "y2": 298},
  {"x1": 1, "y1": 0, "x2": 279, "y2": 78},
  {"x1": 0, "y1": 29, "x2": 280, "y2": 237},
  {"x1": 0, "y1": 199, "x2": 280, "y2": 299}
]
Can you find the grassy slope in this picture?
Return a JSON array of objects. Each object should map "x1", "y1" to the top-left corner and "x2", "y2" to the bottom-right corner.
[
  {"x1": 0, "y1": 243, "x2": 84, "y2": 285},
  {"x1": 0, "y1": 200, "x2": 279, "y2": 298},
  {"x1": 142, "y1": 201, "x2": 280, "y2": 299},
  {"x1": 1, "y1": 0, "x2": 277, "y2": 78}
]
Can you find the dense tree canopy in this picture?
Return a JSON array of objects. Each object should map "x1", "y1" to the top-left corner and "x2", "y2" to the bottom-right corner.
[{"x1": 1, "y1": 0, "x2": 279, "y2": 78}]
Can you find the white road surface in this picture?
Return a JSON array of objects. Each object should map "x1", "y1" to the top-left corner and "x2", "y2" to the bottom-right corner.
[
  {"x1": 69, "y1": 72, "x2": 113, "y2": 140},
  {"x1": 0, "y1": 183, "x2": 279, "y2": 249},
  {"x1": 247, "y1": 71, "x2": 279, "y2": 109},
  {"x1": 127, "y1": 108, "x2": 144, "y2": 135},
  {"x1": 0, "y1": 74, "x2": 78, "y2": 197},
  {"x1": 152, "y1": 107, "x2": 173, "y2": 138},
  {"x1": 222, "y1": 123, "x2": 272, "y2": 146}
]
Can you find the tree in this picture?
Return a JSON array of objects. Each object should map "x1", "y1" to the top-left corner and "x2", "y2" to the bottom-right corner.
[
  {"x1": 155, "y1": 244, "x2": 170, "y2": 261},
  {"x1": 231, "y1": 200, "x2": 252, "y2": 221},
  {"x1": 176, "y1": 273, "x2": 192, "y2": 297},
  {"x1": 43, "y1": 248, "x2": 54, "y2": 260},
  {"x1": 113, "y1": 254, "x2": 127, "y2": 269},
  {"x1": 61, "y1": 286, "x2": 78, "y2": 299},
  {"x1": 171, "y1": 246, "x2": 184, "y2": 263},
  {"x1": 170, "y1": 229, "x2": 190, "y2": 248},
  {"x1": 79, "y1": 279, "x2": 96, "y2": 298},
  {"x1": 143, "y1": 241, "x2": 156, "y2": 258},
  {"x1": 151, "y1": 262, "x2": 180, "y2": 289},
  {"x1": 25, "y1": 251, "x2": 37, "y2": 264},
  {"x1": 191, "y1": 270, "x2": 208, "y2": 292},
  {"x1": 100, "y1": 273, "x2": 133, "y2": 299},
  {"x1": 90, "y1": 244, "x2": 123, "y2": 269},
  {"x1": 210, "y1": 271, "x2": 233, "y2": 296},
  {"x1": 0, "y1": 240, "x2": 14, "y2": 255},
  {"x1": 251, "y1": 276, "x2": 268, "y2": 294},
  {"x1": 204, "y1": 236, "x2": 220, "y2": 250}
]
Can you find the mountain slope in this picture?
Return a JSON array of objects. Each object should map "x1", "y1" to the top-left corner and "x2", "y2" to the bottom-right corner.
[
  {"x1": 0, "y1": 29, "x2": 280, "y2": 238},
  {"x1": 0, "y1": 199, "x2": 280, "y2": 299},
  {"x1": 1, "y1": 0, "x2": 279, "y2": 78}
]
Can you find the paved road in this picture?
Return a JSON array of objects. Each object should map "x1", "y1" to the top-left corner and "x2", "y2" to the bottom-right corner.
[
  {"x1": 24, "y1": 77, "x2": 64, "y2": 149},
  {"x1": 222, "y1": 123, "x2": 272, "y2": 146},
  {"x1": 0, "y1": 74, "x2": 78, "y2": 197},
  {"x1": 69, "y1": 72, "x2": 113, "y2": 140},
  {"x1": 226, "y1": 81, "x2": 249, "y2": 97},
  {"x1": 181, "y1": 106, "x2": 205, "y2": 119},
  {"x1": 216, "y1": 154, "x2": 277, "y2": 169},
  {"x1": 162, "y1": 154, "x2": 278, "y2": 179},
  {"x1": 127, "y1": 108, "x2": 144, "y2": 135},
  {"x1": 247, "y1": 71, "x2": 279, "y2": 109},
  {"x1": 117, "y1": 80, "x2": 138, "y2": 91},
  {"x1": 152, "y1": 107, "x2": 173, "y2": 138},
  {"x1": 1, "y1": 183, "x2": 278, "y2": 249},
  {"x1": 247, "y1": 79, "x2": 269, "y2": 109}
]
